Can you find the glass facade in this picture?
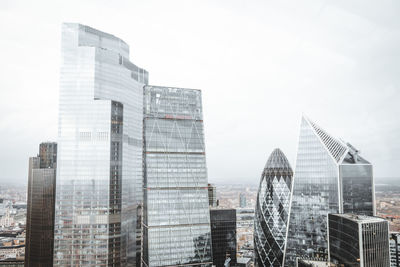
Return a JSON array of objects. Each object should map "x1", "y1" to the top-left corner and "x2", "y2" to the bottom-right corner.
[
  {"x1": 26, "y1": 147, "x2": 56, "y2": 267},
  {"x1": 328, "y1": 214, "x2": 390, "y2": 267},
  {"x1": 54, "y1": 23, "x2": 148, "y2": 266},
  {"x1": 143, "y1": 86, "x2": 212, "y2": 266},
  {"x1": 284, "y1": 117, "x2": 374, "y2": 266},
  {"x1": 210, "y1": 209, "x2": 237, "y2": 267},
  {"x1": 340, "y1": 164, "x2": 374, "y2": 216},
  {"x1": 254, "y1": 148, "x2": 293, "y2": 267},
  {"x1": 328, "y1": 214, "x2": 360, "y2": 265}
]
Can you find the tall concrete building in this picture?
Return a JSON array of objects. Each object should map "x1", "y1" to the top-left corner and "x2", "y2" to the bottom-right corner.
[
  {"x1": 284, "y1": 116, "x2": 375, "y2": 266},
  {"x1": 390, "y1": 232, "x2": 400, "y2": 267},
  {"x1": 54, "y1": 23, "x2": 148, "y2": 266},
  {"x1": 143, "y1": 85, "x2": 213, "y2": 266},
  {"x1": 328, "y1": 213, "x2": 390, "y2": 267},
  {"x1": 25, "y1": 142, "x2": 57, "y2": 266},
  {"x1": 210, "y1": 208, "x2": 237, "y2": 267},
  {"x1": 254, "y1": 148, "x2": 293, "y2": 267}
]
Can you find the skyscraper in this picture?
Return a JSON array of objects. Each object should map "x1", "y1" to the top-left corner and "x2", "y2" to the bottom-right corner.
[
  {"x1": 210, "y1": 208, "x2": 237, "y2": 267},
  {"x1": 208, "y1": 183, "x2": 217, "y2": 207},
  {"x1": 390, "y1": 232, "x2": 400, "y2": 267},
  {"x1": 143, "y1": 85, "x2": 213, "y2": 266},
  {"x1": 328, "y1": 213, "x2": 390, "y2": 266},
  {"x1": 254, "y1": 148, "x2": 293, "y2": 267},
  {"x1": 25, "y1": 142, "x2": 57, "y2": 266},
  {"x1": 54, "y1": 23, "x2": 148, "y2": 266},
  {"x1": 284, "y1": 116, "x2": 375, "y2": 266},
  {"x1": 239, "y1": 193, "x2": 246, "y2": 208}
]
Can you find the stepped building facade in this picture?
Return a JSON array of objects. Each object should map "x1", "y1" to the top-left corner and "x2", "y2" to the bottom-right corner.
[{"x1": 54, "y1": 23, "x2": 148, "y2": 266}]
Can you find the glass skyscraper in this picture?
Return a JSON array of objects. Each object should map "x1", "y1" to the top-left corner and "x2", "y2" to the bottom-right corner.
[
  {"x1": 283, "y1": 116, "x2": 374, "y2": 266},
  {"x1": 254, "y1": 148, "x2": 293, "y2": 267},
  {"x1": 54, "y1": 23, "x2": 148, "y2": 266},
  {"x1": 143, "y1": 85, "x2": 213, "y2": 266}
]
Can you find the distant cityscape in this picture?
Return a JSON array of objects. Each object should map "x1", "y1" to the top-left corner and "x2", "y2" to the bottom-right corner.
[{"x1": 1, "y1": 180, "x2": 399, "y2": 265}]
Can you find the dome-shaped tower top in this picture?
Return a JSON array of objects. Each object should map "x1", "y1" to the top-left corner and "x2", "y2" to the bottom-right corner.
[{"x1": 264, "y1": 148, "x2": 292, "y2": 170}]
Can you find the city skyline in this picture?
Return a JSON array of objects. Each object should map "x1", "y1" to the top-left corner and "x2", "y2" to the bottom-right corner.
[
  {"x1": 1, "y1": 1, "x2": 400, "y2": 184},
  {"x1": 0, "y1": 4, "x2": 400, "y2": 265}
]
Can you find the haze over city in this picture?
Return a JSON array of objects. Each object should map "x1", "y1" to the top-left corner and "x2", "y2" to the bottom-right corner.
[{"x1": 1, "y1": 0, "x2": 400, "y2": 184}]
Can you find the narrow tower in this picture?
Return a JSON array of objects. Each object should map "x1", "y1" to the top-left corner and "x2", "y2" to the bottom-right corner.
[
  {"x1": 142, "y1": 85, "x2": 213, "y2": 266},
  {"x1": 254, "y1": 148, "x2": 293, "y2": 267},
  {"x1": 25, "y1": 142, "x2": 57, "y2": 267}
]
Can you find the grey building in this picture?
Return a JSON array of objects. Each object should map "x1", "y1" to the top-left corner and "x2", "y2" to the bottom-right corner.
[
  {"x1": 254, "y1": 148, "x2": 293, "y2": 267},
  {"x1": 239, "y1": 193, "x2": 246, "y2": 208},
  {"x1": 328, "y1": 213, "x2": 390, "y2": 267},
  {"x1": 296, "y1": 259, "x2": 337, "y2": 267},
  {"x1": 0, "y1": 261, "x2": 24, "y2": 267},
  {"x1": 208, "y1": 183, "x2": 217, "y2": 207},
  {"x1": 390, "y1": 232, "x2": 400, "y2": 267},
  {"x1": 284, "y1": 116, "x2": 375, "y2": 266},
  {"x1": 54, "y1": 23, "x2": 148, "y2": 266},
  {"x1": 210, "y1": 208, "x2": 237, "y2": 267},
  {"x1": 25, "y1": 142, "x2": 57, "y2": 266},
  {"x1": 143, "y1": 85, "x2": 212, "y2": 266},
  {"x1": 235, "y1": 258, "x2": 251, "y2": 267}
]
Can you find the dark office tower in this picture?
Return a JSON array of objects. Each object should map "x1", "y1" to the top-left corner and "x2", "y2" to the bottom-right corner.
[
  {"x1": 38, "y1": 142, "x2": 57, "y2": 168},
  {"x1": 328, "y1": 213, "x2": 390, "y2": 267},
  {"x1": 390, "y1": 232, "x2": 400, "y2": 267},
  {"x1": 210, "y1": 208, "x2": 237, "y2": 267},
  {"x1": 208, "y1": 183, "x2": 217, "y2": 207},
  {"x1": 25, "y1": 142, "x2": 57, "y2": 267},
  {"x1": 284, "y1": 116, "x2": 375, "y2": 266},
  {"x1": 55, "y1": 23, "x2": 148, "y2": 266},
  {"x1": 143, "y1": 85, "x2": 213, "y2": 266},
  {"x1": 254, "y1": 148, "x2": 293, "y2": 267}
]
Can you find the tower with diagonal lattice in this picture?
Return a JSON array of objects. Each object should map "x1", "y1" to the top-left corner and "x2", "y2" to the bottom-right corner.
[
  {"x1": 254, "y1": 148, "x2": 293, "y2": 267},
  {"x1": 142, "y1": 86, "x2": 213, "y2": 267}
]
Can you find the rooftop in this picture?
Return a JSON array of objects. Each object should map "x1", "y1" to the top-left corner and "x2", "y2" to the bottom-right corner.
[{"x1": 330, "y1": 213, "x2": 387, "y2": 224}]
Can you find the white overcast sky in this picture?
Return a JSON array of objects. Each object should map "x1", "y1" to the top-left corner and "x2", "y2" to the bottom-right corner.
[{"x1": 1, "y1": 0, "x2": 400, "y2": 184}]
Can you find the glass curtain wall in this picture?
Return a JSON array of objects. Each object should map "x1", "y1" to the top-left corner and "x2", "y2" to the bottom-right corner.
[
  {"x1": 143, "y1": 86, "x2": 212, "y2": 267},
  {"x1": 54, "y1": 23, "x2": 147, "y2": 266}
]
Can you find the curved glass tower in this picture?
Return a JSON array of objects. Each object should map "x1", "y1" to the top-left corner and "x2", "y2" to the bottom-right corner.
[
  {"x1": 54, "y1": 23, "x2": 148, "y2": 266},
  {"x1": 283, "y1": 116, "x2": 374, "y2": 266},
  {"x1": 254, "y1": 148, "x2": 293, "y2": 267}
]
